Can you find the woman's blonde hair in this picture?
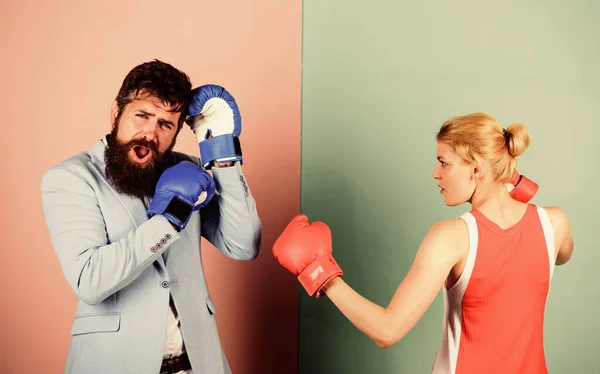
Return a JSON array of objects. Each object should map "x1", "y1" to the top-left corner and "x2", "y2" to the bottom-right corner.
[{"x1": 436, "y1": 112, "x2": 531, "y2": 183}]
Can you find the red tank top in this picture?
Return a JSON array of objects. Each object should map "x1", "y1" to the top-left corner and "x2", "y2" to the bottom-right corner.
[{"x1": 432, "y1": 204, "x2": 555, "y2": 374}]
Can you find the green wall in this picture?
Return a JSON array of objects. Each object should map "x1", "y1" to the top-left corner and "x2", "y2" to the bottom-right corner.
[{"x1": 300, "y1": 1, "x2": 599, "y2": 372}]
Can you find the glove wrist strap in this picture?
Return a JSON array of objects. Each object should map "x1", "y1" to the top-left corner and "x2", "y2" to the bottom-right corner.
[
  {"x1": 163, "y1": 196, "x2": 193, "y2": 231},
  {"x1": 298, "y1": 253, "x2": 343, "y2": 298},
  {"x1": 199, "y1": 134, "x2": 242, "y2": 169}
]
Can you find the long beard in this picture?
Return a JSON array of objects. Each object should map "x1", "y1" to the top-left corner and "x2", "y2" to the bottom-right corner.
[{"x1": 104, "y1": 128, "x2": 175, "y2": 199}]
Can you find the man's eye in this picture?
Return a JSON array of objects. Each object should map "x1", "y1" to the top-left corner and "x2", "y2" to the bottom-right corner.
[
  {"x1": 160, "y1": 122, "x2": 172, "y2": 130},
  {"x1": 136, "y1": 113, "x2": 148, "y2": 119}
]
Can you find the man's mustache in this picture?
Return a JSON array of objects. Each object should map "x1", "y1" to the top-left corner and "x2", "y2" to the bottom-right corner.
[{"x1": 122, "y1": 138, "x2": 160, "y2": 154}]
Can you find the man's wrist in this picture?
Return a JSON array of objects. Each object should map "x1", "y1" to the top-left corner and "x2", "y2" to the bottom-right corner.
[{"x1": 212, "y1": 161, "x2": 234, "y2": 168}]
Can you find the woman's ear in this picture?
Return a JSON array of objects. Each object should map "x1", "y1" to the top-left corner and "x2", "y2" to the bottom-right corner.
[{"x1": 472, "y1": 158, "x2": 486, "y2": 180}]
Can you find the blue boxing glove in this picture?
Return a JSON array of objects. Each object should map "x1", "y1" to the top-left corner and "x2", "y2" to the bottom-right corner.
[
  {"x1": 147, "y1": 161, "x2": 216, "y2": 231},
  {"x1": 185, "y1": 84, "x2": 243, "y2": 169}
]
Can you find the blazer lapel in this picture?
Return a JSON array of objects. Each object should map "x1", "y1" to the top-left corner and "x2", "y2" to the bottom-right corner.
[{"x1": 87, "y1": 136, "x2": 167, "y2": 272}]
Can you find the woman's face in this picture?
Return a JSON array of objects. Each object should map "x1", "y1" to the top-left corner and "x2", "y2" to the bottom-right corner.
[{"x1": 432, "y1": 142, "x2": 476, "y2": 207}]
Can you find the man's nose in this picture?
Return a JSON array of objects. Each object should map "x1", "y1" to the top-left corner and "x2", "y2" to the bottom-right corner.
[{"x1": 141, "y1": 119, "x2": 160, "y2": 140}]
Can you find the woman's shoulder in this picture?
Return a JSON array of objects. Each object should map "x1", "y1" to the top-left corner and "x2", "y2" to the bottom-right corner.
[
  {"x1": 423, "y1": 217, "x2": 470, "y2": 253},
  {"x1": 542, "y1": 205, "x2": 570, "y2": 223},
  {"x1": 541, "y1": 205, "x2": 572, "y2": 243}
]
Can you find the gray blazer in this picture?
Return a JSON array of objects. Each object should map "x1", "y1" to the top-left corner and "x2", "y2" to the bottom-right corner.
[{"x1": 41, "y1": 137, "x2": 262, "y2": 374}]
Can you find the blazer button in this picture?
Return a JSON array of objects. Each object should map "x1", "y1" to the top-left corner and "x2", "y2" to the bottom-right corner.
[
  {"x1": 160, "y1": 238, "x2": 166, "y2": 244},
  {"x1": 161, "y1": 280, "x2": 170, "y2": 289},
  {"x1": 150, "y1": 246, "x2": 157, "y2": 253},
  {"x1": 165, "y1": 234, "x2": 172, "y2": 240}
]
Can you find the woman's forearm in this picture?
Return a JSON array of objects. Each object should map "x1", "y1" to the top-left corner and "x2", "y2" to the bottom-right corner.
[{"x1": 323, "y1": 277, "x2": 395, "y2": 348}]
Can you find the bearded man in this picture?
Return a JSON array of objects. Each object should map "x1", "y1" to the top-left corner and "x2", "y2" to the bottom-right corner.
[{"x1": 41, "y1": 59, "x2": 262, "y2": 374}]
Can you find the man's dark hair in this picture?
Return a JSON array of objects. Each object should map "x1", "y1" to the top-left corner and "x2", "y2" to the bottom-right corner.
[{"x1": 114, "y1": 59, "x2": 192, "y2": 130}]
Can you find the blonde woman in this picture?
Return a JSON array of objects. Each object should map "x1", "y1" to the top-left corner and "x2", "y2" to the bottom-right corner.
[{"x1": 273, "y1": 113, "x2": 574, "y2": 374}]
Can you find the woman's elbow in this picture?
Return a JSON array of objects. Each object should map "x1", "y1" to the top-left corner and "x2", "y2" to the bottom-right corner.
[
  {"x1": 375, "y1": 335, "x2": 397, "y2": 349},
  {"x1": 375, "y1": 339, "x2": 390, "y2": 349},
  {"x1": 556, "y1": 239, "x2": 574, "y2": 265},
  {"x1": 374, "y1": 327, "x2": 400, "y2": 349}
]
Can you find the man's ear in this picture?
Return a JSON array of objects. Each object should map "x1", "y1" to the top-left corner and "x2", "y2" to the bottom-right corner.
[{"x1": 110, "y1": 101, "x2": 119, "y2": 125}]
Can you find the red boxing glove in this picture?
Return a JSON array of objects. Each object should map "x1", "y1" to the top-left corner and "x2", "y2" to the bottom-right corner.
[
  {"x1": 508, "y1": 170, "x2": 539, "y2": 203},
  {"x1": 272, "y1": 215, "x2": 343, "y2": 298}
]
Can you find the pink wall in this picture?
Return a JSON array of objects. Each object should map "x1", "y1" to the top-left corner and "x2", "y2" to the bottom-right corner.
[{"x1": 0, "y1": 1, "x2": 300, "y2": 373}]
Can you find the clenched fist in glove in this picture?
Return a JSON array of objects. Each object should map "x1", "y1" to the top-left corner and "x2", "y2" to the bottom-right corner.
[
  {"x1": 272, "y1": 215, "x2": 343, "y2": 298},
  {"x1": 147, "y1": 161, "x2": 216, "y2": 231},
  {"x1": 185, "y1": 84, "x2": 242, "y2": 169}
]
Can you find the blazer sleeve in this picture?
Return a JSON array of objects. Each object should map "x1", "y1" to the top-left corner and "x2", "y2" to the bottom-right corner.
[
  {"x1": 41, "y1": 166, "x2": 180, "y2": 305},
  {"x1": 200, "y1": 162, "x2": 262, "y2": 260}
]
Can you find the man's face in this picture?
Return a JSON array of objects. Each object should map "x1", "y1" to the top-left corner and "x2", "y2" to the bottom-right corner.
[
  {"x1": 113, "y1": 93, "x2": 181, "y2": 163},
  {"x1": 104, "y1": 93, "x2": 182, "y2": 198}
]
